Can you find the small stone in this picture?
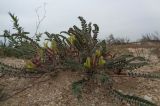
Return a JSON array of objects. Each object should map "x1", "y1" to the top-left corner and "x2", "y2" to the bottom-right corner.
[
  {"x1": 154, "y1": 89, "x2": 158, "y2": 92},
  {"x1": 95, "y1": 89, "x2": 99, "y2": 93},
  {"x1": 144, "y1": 95, "x2": 152, "y2": 102},
  {"x1": 127, "y1": 103, "x2": 131, "y2": 106}
]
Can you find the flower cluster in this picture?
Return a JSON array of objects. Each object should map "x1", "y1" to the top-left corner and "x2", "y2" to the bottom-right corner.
[{"x1": 84, "y1": 50, "x2": 106, "y2": 69}]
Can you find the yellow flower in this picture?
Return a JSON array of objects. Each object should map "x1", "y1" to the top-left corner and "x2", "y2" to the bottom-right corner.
[
  {"x1": 95, "y1": 50, "x2": 101, "y2": 57},
  {"x1": 68, "y1": 34, "x2": 76, "y2": 45},
  {"x1": 51, "y1": 40, "x2": 58, "y2": 52},
  {"x1": 98, "y1": 56, "x2": 106, "y2": 66},
  {"x1": 37, "y1": 49, "x2": 43, "y2": 58},
  {"x1": 43, "y1": 41, "x2": 49, "y2": 48},
  {"x1": 25, "y1": 60, "x2": 36, "y2": 69},
  {"x1": 84, "y1": 57, "x2": 91, "y2": 68},
  {"x1": 37, "y1": 49, "x2": 44, "y2": 62}
]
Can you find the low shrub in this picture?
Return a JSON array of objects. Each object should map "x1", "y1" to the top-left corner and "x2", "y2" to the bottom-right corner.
[{"x1": 0, "y1": 13, "x2": 159, "y2": 106}]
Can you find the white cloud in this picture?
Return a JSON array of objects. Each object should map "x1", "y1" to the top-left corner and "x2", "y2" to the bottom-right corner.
[{"x1": 1, "y1": 0, "x2": 160, "y2": 41}]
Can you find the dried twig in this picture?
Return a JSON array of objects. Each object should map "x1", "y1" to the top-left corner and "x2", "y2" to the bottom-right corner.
[{"x1": 34, "y1": 3, "x2": 47, "y2": 38}]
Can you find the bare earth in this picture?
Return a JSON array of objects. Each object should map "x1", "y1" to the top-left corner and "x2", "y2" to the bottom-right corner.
[{"x1": 0, "y1": 49, "x2": 160, "y2": 106}]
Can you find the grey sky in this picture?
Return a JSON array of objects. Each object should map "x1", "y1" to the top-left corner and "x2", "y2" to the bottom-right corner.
[{"x1": 1, "y1": 0, "x2": 160, "y2": 41}]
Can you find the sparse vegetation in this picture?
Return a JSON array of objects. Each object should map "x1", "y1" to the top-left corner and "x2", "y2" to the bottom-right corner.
[
  {"x1": 140, "y1": 32, "x2": 160, "y2": 43},
  {"x1": 0, "y1": 13, "x2": 160, "y2": 106},
  {"x1": 106, "y1": 34, "x2": 130, "y2": 45}
]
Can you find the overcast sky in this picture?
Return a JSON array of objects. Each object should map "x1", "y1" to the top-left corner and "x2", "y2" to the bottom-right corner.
[{"x1": 1, "y1": 0, "x2": 160, "y2": 41}]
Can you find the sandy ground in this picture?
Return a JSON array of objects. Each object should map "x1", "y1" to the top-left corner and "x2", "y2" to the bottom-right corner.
[{"x1": 0, "y1": 48, "x2": 160, "y2": 106}]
